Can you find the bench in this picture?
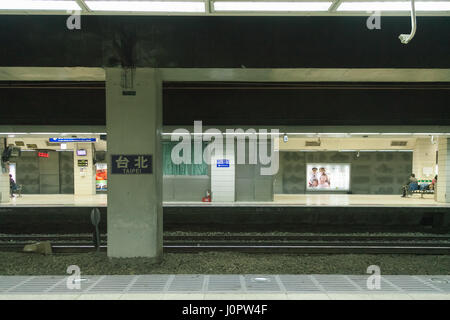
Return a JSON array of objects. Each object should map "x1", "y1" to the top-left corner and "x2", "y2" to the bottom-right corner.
[{"x1": 411, "y1": 187, "x2": 434, "y2": 198}]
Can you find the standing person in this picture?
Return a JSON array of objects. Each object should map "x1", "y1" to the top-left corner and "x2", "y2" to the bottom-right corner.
[{"x1": 9, "y1": 174, "x2": 17, "y2": 197}]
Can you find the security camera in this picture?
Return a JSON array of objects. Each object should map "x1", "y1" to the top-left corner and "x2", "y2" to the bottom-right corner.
[{"x1": 399, "y1": 34, "x2": 411, "y2": 44}]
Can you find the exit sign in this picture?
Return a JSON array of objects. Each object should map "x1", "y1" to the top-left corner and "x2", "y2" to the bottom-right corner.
[{"x1": 38, "y1": 152, "x2": 49, "y2": 158}]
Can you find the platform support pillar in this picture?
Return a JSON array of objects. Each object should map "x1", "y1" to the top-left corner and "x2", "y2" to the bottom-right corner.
[
  {"x1": 412, "y1": 138, "x2": 437, "y2": 180},
  {"x1": 437, "y1": 137, "x2": 450, "y2": 203},
  {"x1": 106, "y1": 68, "x2": 163, "y2": 259},
  {"x1": 73, "y1": 143, "x2": 96, "y2": 195}
]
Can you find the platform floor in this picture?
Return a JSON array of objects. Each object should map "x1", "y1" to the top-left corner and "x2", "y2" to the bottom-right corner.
[
  {"x1": 0, "y1": 275, "x2": 449, "y2": 300},
  {"x1": 1, "y1": 193, "x2": 448, "y2": 208}
]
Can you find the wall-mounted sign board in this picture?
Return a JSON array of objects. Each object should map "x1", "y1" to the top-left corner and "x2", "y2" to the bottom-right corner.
[
  {"x1": 49, "y1": 138, "x2": 96, "y2": 143},
  {"x1": 78, "y1": 160, "x2": 89, "y2": 167},
  {"x1": 216, "y1": 159, "x2": 230, "y2": 168}
]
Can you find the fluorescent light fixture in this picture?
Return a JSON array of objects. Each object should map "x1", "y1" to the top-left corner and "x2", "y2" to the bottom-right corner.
[
  {"x1": 349, "y1": 133, "x2": 381, "y2": 135},
  {"x1": 288, "y1": 133, "x2": 319, "y2": 135},
  {"x1": 214, "y1": 1, "x2": 333, "y2": 11},
  {"x1": 85, "y1": 1, "x2": 205, "y2": 12},
  {"x1": 321, "y1": 133, "x2": 347, "y2": 135},
  {"x1": 376, "y1": 149, "x2": 413, "y2": 152},
  {"x1": 339, "y1": 149, "x2": 358, "y2": 152},
  {"x1": 412, "y1": 133, "x2": 441, "y2": 135},
  {"x1": 337, "y1": 1, "x2": 450, "y2": 11},
  {"x1": 0, "y1": 0, "x2": 81, "y2": 10},
  {"x1": 380, "y1": 133, "x2": 412, "y2": 135}
]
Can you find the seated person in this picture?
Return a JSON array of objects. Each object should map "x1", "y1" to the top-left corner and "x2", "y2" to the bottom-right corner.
[
  {"x1": 419, "y1": 182, "x2": 430, "y2": 191},
  {"x1": 409, "y1": 174, "x2": 419, "y2": 191},
  {"x1": 429, "y1": 175, "x2": 437, "y2": 190},
  {"x1": 401, "y1": 173, "x2": 418, "y2": 197}
]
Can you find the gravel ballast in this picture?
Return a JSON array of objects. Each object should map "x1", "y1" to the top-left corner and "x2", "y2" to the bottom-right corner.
[{"x1": 0, "y1": 251, "x2": 449, "y2": 275}]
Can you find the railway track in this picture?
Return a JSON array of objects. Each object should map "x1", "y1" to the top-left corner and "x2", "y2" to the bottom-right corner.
[
  {"x1": 1, "y1": 234, "x2": 450, "y2": 254},
  {"x1": 2, "y1": 234, "x2": 450, "y2": 242}
]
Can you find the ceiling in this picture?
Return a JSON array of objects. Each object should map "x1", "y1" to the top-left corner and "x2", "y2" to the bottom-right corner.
[{"x1": 0, "y1": 0, "x2": 449, "y2": 16}]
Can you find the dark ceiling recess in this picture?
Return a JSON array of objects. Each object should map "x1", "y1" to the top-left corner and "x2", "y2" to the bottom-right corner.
[
  {"x1": 1, "y1": 81, "x2": 450, "y2": 126},
  {"x1": 0, "y1": 81, "x2": 106, "y2": 126},
  {"x1": 0, "y1": 16, "x2": 450, "y2": 68},
  {"x1": 162, "y1": 82, "x2": 450, "y2": 126}
]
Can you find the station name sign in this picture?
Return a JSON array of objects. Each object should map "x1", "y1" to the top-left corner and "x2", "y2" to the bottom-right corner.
[
  {"x1": 111, "y1": 155, "x2": 153, "y2": 174},
  {"x1": 49, "y1": 138, "x2": 97, "y2": 142}
]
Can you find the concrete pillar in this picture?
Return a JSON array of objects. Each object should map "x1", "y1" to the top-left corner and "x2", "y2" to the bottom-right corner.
[
  {"x1": 73, "y1": 143, "x2": 96, "y2": 195},
  {"x1": 412, "y1": 138, "x2": 437, "y2": 180},
  {"x1": 0, "y1": 167, "x2": 10, "y2": 203},
  {"x1": 437, "y1": 137, "x2": 450, "y2": 203},
  {"x1": 211, "y1": 149, "x2": 235, "y2": 202},
  {"x1": 106, "y1": 68, "x2": 162, "y2": 259}
]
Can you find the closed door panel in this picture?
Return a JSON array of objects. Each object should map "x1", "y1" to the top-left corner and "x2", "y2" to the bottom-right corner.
[{"x1": 39, "y1": 151, "x2": 60, "y2": 194}]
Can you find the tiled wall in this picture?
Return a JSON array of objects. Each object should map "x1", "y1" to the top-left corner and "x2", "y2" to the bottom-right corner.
[
  {"x1": 14, "y1": 151, "x2": 74, "y2": 194},
  {"x1": 437, "y1": 138, "x2": 450, "y2": 203}
]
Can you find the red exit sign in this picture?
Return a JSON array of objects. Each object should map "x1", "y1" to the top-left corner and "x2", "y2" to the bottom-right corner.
[{"x1": 38, "y1": 152, "x2": 49, "y2": 158}]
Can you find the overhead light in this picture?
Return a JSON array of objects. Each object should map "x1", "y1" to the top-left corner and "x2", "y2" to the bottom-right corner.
[
  {"x1": 283, "y1": 134, "x2": 289, "y2": 143},
  {"x1": 213, "y1": 1, "x2": 333, "y2": 11},
  {"x1": 349, "y1": 133, "x2": 381, "y2": 135},
  {"x1": 380, "y1": 133, "x2": 411, "y2": 135},
  {"x1": 337, "y1": 1, "x2": 450, "y2": 11},
  {"x1": 0, "y1": 1, "x2": 81, "y2": 10},
  {"x1": 85, "y1": 1, "x2": 206, "y2": 12}
]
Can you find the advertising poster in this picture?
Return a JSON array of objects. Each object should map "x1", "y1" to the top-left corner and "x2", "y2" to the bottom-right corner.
[
  {"x1": 306, "y1": 163, "x2": 350, "y2": 191},
  {"x1": 96, "y1": 163, "x2": 107, "y2": 191}
]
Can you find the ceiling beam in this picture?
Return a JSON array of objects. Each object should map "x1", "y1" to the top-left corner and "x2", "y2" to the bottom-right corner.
[
  {"x1": 75, "y1": 0, "x2": 91, "y2": 13},
  {"x1": 329, "y1": 0, "x2": 342, "y2": 12}
]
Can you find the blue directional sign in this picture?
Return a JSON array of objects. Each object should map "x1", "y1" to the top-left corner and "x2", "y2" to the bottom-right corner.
[
  {"x1": 49, "y1": 138, "x2": 97, "y2": 142},
  {"x1": 111, "y1": 154, "x2": 153, "y2": 174},
  {"x1": 216, "y1": 159, "x2": 230, "y2": 168}
]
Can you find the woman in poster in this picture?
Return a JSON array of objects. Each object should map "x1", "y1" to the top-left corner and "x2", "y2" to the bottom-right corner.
[{"x1": 318, "y1": 167, "x2": 331, "y2": 188}]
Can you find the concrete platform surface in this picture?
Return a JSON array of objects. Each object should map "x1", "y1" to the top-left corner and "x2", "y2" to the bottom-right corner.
[
  {"x1": 0, "y1": 275, "x2": 449, "y2": 300},
  {"x1": 2, "y1": 194, "x2": 449, "y2": 208}
]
